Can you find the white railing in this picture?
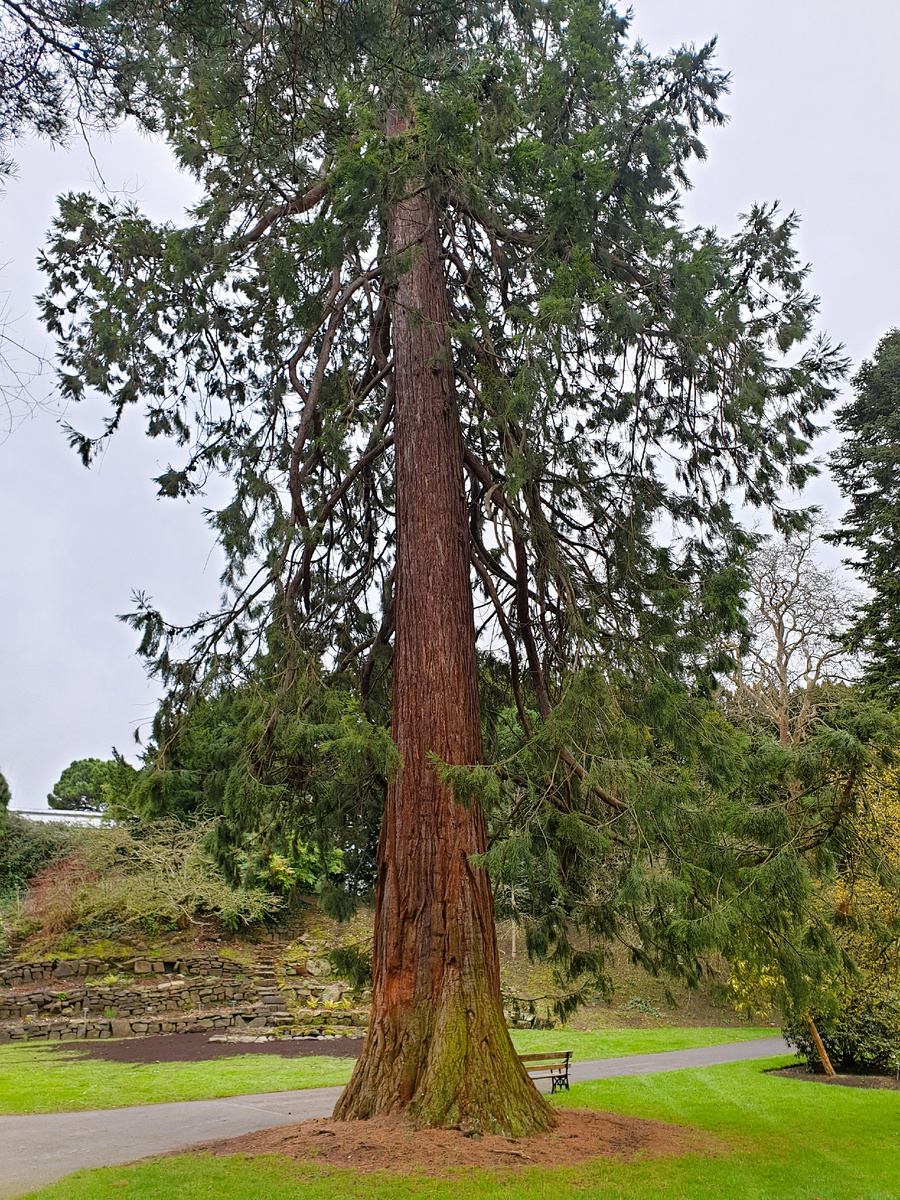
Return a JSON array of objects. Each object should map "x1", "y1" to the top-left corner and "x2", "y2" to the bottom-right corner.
[{"x1": 7, "y1": 808, "x2": 105, "y2": 823}]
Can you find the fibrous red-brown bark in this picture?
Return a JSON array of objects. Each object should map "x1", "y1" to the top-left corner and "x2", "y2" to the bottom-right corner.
[{"x1": 333, "y1": 122, "x2": 554, "y2": 1136}]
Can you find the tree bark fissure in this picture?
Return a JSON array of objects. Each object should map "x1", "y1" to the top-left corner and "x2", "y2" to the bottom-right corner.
[{"x1": 333, "y1": 121, "x2": 553, "y2": 1135}]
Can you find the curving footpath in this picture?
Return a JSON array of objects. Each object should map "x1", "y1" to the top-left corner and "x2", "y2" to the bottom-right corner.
[{"x1": 0, "y1": 1036, "x2": 789, "y2": 1199}]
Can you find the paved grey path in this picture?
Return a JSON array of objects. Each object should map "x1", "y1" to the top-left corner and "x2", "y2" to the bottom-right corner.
[{"x1": 0, "y1": 1037, "x2": 789, "y2": 1198}]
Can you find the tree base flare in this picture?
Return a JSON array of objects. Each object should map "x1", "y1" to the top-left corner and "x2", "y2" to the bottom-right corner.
[
  {"x1": 188, "y1": 1108, "x2": 716, "y2": 1174},
  {"x1": 333, "y1": 998, "x2": 556, "y2": 1137}
]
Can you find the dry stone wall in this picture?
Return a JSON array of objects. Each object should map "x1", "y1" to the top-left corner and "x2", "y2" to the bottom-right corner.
[
  {"x1": 0, "y1": 951, "x2": 369, "y2": 1043},
  {"x1": 0, "y1": 978, "x2": 259, "y2": 1020},
  {"x1": 0, "y1": 954, "x2": 246, "y2": 988},
  {"x1": 0, "y1": 1005, "x2": 369, "y2": 1043}
]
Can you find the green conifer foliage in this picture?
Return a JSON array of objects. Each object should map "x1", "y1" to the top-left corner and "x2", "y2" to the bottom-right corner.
[
  {"x1": 47, "y1": 758, "x2": 104, "y2": 811},
  {"x1": 47, "y1": 754, "x2": 139, "y2": 811},
  {"x1": 829, "y1": 329, "x2": 900, "y2": 696},
  {"x1": 37, "y1": 1, "x2": 843, "y2": 707}
]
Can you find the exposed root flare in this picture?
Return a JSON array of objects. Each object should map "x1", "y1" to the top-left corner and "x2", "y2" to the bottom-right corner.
[{"x1": 185, "y1": 1108, "x2": 722, "y2": 1176}]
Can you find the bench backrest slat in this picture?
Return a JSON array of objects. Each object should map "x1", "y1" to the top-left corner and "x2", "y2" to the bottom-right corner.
[{"x1": 517, "y1": 1051, "x2": 571, "y2": 1063}]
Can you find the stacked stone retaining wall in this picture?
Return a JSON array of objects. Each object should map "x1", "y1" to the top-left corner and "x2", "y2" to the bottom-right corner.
[
  {"x1": 0, "y1": 950, "x2": 370, "y2": 1043},
  {"x1": 0, "y1": 978, "x2": 260, "y2": 1021},
  {"x1": 0, "y1": 954, "x2": 247, "y2": 988},
  {"x1": 0, "y1": 1004, "x2": 368, "y2": 1043}
]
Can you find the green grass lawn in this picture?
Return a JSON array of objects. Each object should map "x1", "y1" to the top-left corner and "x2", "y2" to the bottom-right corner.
[
  {"x1": 21, "y1": 1056, "x2": 899, "y2": 1200},
  {"x1": 0, "y1": 1026, "x2": 778, "y2": 1116},
  {"x1": 0, "y1": 1044, "x2": 356, "y2": 1115},
  {"x1": 510, "y1": 1024, "x2": 778, "y2": 1060}
]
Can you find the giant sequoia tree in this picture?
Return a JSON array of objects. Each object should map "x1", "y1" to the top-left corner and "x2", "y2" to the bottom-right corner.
[{"x1": 35, "y1": 0, "x2": 846, "y2": 1133}]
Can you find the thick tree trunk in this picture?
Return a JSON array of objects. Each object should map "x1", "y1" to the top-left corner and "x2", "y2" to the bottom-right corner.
[{"x1": 333, "y1": 129, "x2": 554, "y2": 1137}]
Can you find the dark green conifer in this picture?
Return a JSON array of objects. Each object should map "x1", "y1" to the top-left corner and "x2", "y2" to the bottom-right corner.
[{"x1": 829, "y1": 329, "x2": 900, "y2": 696}]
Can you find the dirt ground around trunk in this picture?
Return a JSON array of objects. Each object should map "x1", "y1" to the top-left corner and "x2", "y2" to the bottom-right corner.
[
  {"x1": 58, "y1": 1032, "x2": 363, "y2": 1063},
  {"x1": 770, "y1": 1064, "x2": 900, "y2": 1091},
  {"x1": 184, "y1": 1109, "x2": 720, "y2": 1176}
]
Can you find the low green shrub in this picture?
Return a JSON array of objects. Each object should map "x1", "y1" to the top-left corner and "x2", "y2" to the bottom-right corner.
[
  {"x1": 782, "y1": 765, "x2": 900, "y2": 1074},
  {"x1": 16, "y1": 819, "x2": 284, "y2": 940},
  {"x1": 0, "y1": 814, "x2": 88, "y2": 897},
  {"x1": 784, "y1": 992, "x2": 900, "y2": 1073}
]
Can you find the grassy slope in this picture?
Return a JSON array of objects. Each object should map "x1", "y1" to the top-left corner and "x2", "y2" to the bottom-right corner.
[
  {"x1": 0, "y1": 1027, "x2": 778, "y2": 1115},
  {"x1": 22, "y1": 1057, "x2": 900, "y2": 1200}
]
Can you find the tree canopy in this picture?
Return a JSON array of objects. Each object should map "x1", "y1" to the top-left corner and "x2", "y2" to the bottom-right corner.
[
  {"x1": 726, "y1": 525, "x2": 858, "y2": 746},
  {"x1": 37, "y1": 0, "x2": 844, "y2": 706},
  {"x1": 47, "y1": 754, "x2": 137, "y2": 810}
]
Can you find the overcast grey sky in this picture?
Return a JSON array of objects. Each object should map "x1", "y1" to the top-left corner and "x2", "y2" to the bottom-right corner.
[{"x1": 1, "y1": 0, "x2": 898, "y2": 809}]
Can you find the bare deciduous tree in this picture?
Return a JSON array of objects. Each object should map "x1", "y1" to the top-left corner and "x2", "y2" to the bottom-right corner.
[{"x1": 728, "y1": 525, "x2": 858, "y2": 746}]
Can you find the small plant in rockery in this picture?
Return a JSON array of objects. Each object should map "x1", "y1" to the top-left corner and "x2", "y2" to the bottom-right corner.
[
  {"x1": 53, "y1": 938, "x2": 129, "y2": 960},
  {"x1": 625, "y1": 996, "x2": 664, "y2": 1019},
  {"x1": 328, "y1": 943, "x2": 373, "y2": 991}
]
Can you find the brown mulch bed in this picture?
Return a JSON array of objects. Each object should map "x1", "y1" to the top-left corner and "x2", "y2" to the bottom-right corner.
[
  {"x1": 185, "y1": 1109, "x2": 719, "y2": 1176},
  {"x1": 769, "y1": 1064, "x2": 900, "y2": 1091},
  {"x1": 53, "y1": 1032, "x2": 363, "y2": 1064}
]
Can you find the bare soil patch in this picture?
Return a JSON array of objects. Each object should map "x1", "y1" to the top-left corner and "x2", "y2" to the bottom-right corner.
[
  {"x1": 56, "y1": 1032, "x2": 363, "y2": 1064},
  {"x1": 185, "y1": 1109, "x2": 718, "y2": 1176},
  {"x1": 770, "y1": 1064, "x2": 900, "y2": 1091}
]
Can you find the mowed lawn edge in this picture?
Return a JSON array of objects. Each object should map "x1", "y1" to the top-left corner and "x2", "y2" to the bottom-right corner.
[
  {"x1": 19, "y1": 1057, "x2": 900, "y2": 1200},
  {"x1": 0, "y1": 1026, "x2": 778, "y2": 1115}
]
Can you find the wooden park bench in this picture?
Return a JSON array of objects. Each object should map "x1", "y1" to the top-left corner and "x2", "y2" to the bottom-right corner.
[{"x1": 518, "y1": 1050, "x2": 572, "y2": 1094}]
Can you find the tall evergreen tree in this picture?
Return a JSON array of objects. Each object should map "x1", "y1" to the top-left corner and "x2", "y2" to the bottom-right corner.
[
  {"x1": 829, "y1": 329, "x2": 900, "y2": 697},
  {"x1": 36, "y1": 0, "x2": 845, "y2": 1132}
]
